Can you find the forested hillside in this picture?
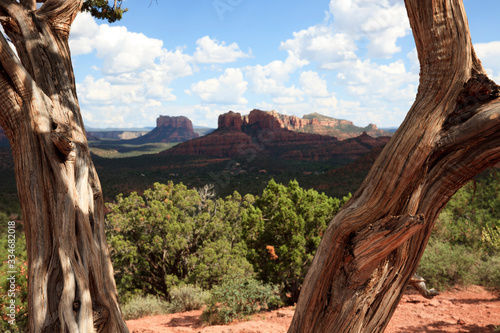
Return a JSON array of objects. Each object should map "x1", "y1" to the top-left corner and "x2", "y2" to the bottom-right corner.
[{"x1": 2, "y1": 172, "x2": 500, "y2": 329}]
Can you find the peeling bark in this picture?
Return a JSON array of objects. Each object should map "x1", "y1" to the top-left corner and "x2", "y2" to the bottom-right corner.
[
  {"x1": 0, "y1": 1, "x2": 128, "y2": 332},
  {"x1": 289, "y1": 1, "x2": 500, "y2": 332}
]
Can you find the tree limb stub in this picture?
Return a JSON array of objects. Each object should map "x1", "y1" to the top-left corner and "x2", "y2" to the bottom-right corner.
[{"x1": 349, "y1": 214, "x2": 425, "y2": 287}]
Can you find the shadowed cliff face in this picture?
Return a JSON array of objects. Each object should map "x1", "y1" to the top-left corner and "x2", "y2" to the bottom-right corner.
[{"x1": 163, "y1": 110, "x2": 390, "y2": 161}]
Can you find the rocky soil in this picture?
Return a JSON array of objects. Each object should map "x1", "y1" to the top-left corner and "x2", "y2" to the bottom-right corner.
[{"x1": 126, "y1": 285, "x2": 499, "y2": 333}]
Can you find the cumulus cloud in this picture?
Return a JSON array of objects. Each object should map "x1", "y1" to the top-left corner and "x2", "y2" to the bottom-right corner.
[
  {"x1": 475, "y1": 41, "x2": 500, "y2": 82},
  {"x1": 244, "y1": 51, "x2": 307, "y2": 104},
  {"x1": 70, "y1": 12, "x2": 198, "y2": 127},
  {"x1": 71, "y1": 13, "x2": 165, "y2": 74},
  {"x1": 193, "y1": 36, "x2": 251, "y2": 63},
  {"x1": 275, "y1": 0, "x2": 416, "y2": 126},
  {"x1": 338, "y1": 59, "x2": 417, "y2": 103},
  {"x1": 188, "y1": 68, "x2": 248, "y2": 104},
  {"x1": 299, "y1": 71, "x2": 329, "y2": 97},
  {"x1": 329, "y1": 0, "x2": 410, "y2": 58},
  {"x1": 280, "y1": 0, "x2": 411, "y2": 69},
  {"x1": 70, "y1": 2, "x2": 421, "y2": 129},
  {"x1": 280, "y1": 27, "x2": 357, "y2": 69},
  {"x1": 70, "y1": 12, "x2": 99, "y2": 55},
  {"x1": 77, "y1": 75, "x2": 176, "y2": 105}
]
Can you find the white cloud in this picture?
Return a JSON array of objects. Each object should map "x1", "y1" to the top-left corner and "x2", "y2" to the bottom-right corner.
[
  {"x1": 475, "y1": 41, "x2": 500, "y2": 82},
  {"x1": 188, "y1": 68, "x2": 248, "y2": 104},
  {"x1": 77, "y1": 75, "x2": 176, "y2": 106},
  {"x1": 70, "y1": 12, "x2": 194, "y2": 88},
  {"x1": 71, "y1": 13, "x2": 165, "y2": 74},
  {"x1": 299, "y1": 71, "x2": 329, "y2": 97},
  {"x1": 244, "y1": 51, "x2": 308, "y2": 104},
  {"x1": 70, "y1": 12, "x2": 99, "y2": 55},
  {"x1": 280, "y1": 27, "x2": 357, "y2": 69},
  {"x1": 70, "y1": 2, "x2": 420, "y2": 129},
  {"x1": 193, "y1": 36, "x2": 251, "y2": 64},
  {"x1": 280, "y1": 0, "x2": 411, "y2": 70},
  {"x1": 329, "y1": 0, "x2": 410, "y2": 58},
  {"x1": 70, "y1": 12, "x2": 198, "y2": 127},
  {"x1": 338, "y1": 59, "x2": 417, "y2": 102}
]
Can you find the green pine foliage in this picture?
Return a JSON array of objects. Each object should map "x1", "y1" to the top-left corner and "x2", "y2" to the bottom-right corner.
[
  {"x1": 3, "y1": 173, "x2": 500, "y2": 325},
  {"x1": 82, "y1": 0, "x2": 128, "y2": 23},
  {"x1": 418, "y1": 169, "x2": 500, "y2": 290},
  {"x1": 417, "y1": 238, "x2": 478, "y2": 290},
  {"x1": 167, "y1": 284, "x2": 210, "y2": 313},
  {"x1": 242, "y1": 179, "x2": 351, "y2": 304},
  {"x1": 434, "y1": 171, "x2": 500, "y2": 252},
  {"x1": 121, "y1": 294, "x2": 170, "y2": 320},
  {"x1": 105, "y1": 182, "x2": 254, "y2": 301},
  {"x1": 202, "y1": 278, "x2": 282, "y2": 325}
]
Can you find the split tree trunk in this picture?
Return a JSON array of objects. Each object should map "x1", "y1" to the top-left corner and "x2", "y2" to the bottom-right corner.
[
  {"x1": 289, "y1": 0, "x2": 500, "y2": 332},
  {"x1": 0, "y1": 1, "x2": 129, "y2": 332}
]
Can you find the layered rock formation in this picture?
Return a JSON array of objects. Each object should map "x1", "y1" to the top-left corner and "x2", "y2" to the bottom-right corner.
[
  {"x1": 163, "y1": 110, "x2": 390, "y2": 161},
  {"x1": 259, "y1": 111, "x2": 392, "y2": 139},
  {"x1": 125, "y1": 116, "x2": 199, "y2": 144}
]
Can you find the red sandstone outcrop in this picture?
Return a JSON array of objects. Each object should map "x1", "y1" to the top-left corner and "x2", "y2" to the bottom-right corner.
[
  {"x1": 218, "y1": 111, "x2": 243, "y2": 130},
  {"x1": 163, "y1": 110, "x2": 389, "y2": 161},
  {"x1": 235, "y1": 110, "x2": 392, "y2": 140},
  {"x1": 157, "y1": 116, "x2": 194, "y2": 131},
  {"x1": 127, "y1": 116, "x2": 199, "y2": 144}
]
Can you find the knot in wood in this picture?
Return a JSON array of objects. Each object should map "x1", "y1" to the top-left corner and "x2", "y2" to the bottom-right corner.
[{"x1": 444, "y1": 74, "x2": 500, "y2": 131}]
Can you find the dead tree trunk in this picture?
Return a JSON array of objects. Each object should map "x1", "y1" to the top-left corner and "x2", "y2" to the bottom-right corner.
[
  {"x1": 0, "y1": 1, "x2": 129, "y2": 332},
  {"x1": 289, "y1": 0, "x2": 500, "y2": 332}
]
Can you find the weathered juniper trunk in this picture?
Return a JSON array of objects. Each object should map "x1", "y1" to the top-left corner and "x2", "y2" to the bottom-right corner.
[
  {"x1": 0, "y1": 0, "x2": 128, "y2": 332},
  {"x1": 289, "y1": 0, "x2": 500, "y2": 332}
]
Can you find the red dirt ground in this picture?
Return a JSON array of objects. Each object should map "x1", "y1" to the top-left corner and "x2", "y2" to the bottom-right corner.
[{"x1": 126, "y1": 285, "x2": 500, "y2": 333}]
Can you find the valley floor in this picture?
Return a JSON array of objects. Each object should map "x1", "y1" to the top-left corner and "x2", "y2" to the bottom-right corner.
[{"x1": 126, "y1": 285, "x2": 500, "y2": 333}]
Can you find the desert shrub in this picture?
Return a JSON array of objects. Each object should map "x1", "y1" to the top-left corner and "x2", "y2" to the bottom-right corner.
[
  {"x1": 168, "y1": 284, "x2": 210, "y2": 313},
  {"x1": 434, "y1": 170, "x2": 500, "y2": 252},
  {"x1": 475, "y1": 255, "x2": 500, "y2": 289},
  {"x1": 106, "y1": 182, "x2": 254, "y2": 300},
  {"x1": 121, "y1": 294, "x2": 170, "y2": 320},
  {"x1": 242, "y1": 179, "x2": 350, "y2": 304},
  {"x1": 202, "y1": 278, "x2": 282, "y2": 325},
  {"x1": 482, "y1": 225, "x2": 500, "y2": 253},
  {"x1": 417, "y1": 238, "x2": 478, "y2": 290},
  {"x1": 419, "y1": 169, "x2": 500, "y2": 290}
]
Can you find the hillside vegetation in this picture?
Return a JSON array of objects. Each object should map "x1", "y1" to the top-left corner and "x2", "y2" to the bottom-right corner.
[{"x1": 1, "y1": 172, "x2": 500, "y2": 329}]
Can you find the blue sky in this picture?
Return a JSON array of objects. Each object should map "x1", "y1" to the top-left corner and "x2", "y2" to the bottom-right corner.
[{"x1": 69, "y1": 0, "x2": 500, "y2": 129}]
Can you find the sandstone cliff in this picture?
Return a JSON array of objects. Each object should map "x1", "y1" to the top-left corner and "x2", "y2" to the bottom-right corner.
[
  {"x1": 163, "y1": 110, "x2": 389, "y2": 161},
  {"x1": 125, "y1": 115, "x2": 199, "y2": 144},
  {"x1": 266, "y1": 111, "x2": 392, "y2": 139}
]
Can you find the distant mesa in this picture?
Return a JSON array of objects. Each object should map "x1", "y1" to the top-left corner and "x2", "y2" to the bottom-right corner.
[
  {"x1": 88, "y1": 115, "x2": 200, "y2": 144},
  {"x1": 218, "y1": 110, "x2": 391, "y2": 139},
  {"x1": 278, "y1": 111, "x2": 391, "y2": 139},
  {"x1": 163, "y1": 109, "x2": 391, "y2": 161}
]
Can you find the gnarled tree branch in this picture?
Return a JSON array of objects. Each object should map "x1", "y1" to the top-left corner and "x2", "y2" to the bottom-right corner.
[{"x1": 289, "y1": 1, "x2": 500, "y2": 332}]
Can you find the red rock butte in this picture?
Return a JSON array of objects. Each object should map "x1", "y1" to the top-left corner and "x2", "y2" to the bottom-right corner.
[
  {"x1": 163, "y1": 109, "x2": 391, "y2": 160},
  {"x1": 125, "y1": 115, "x2": 199, "y2": 144}
]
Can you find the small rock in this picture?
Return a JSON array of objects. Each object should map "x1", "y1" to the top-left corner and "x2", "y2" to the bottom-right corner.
[{"x1": 457, "y1": 319, "x2": 466, "y2": 325}]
